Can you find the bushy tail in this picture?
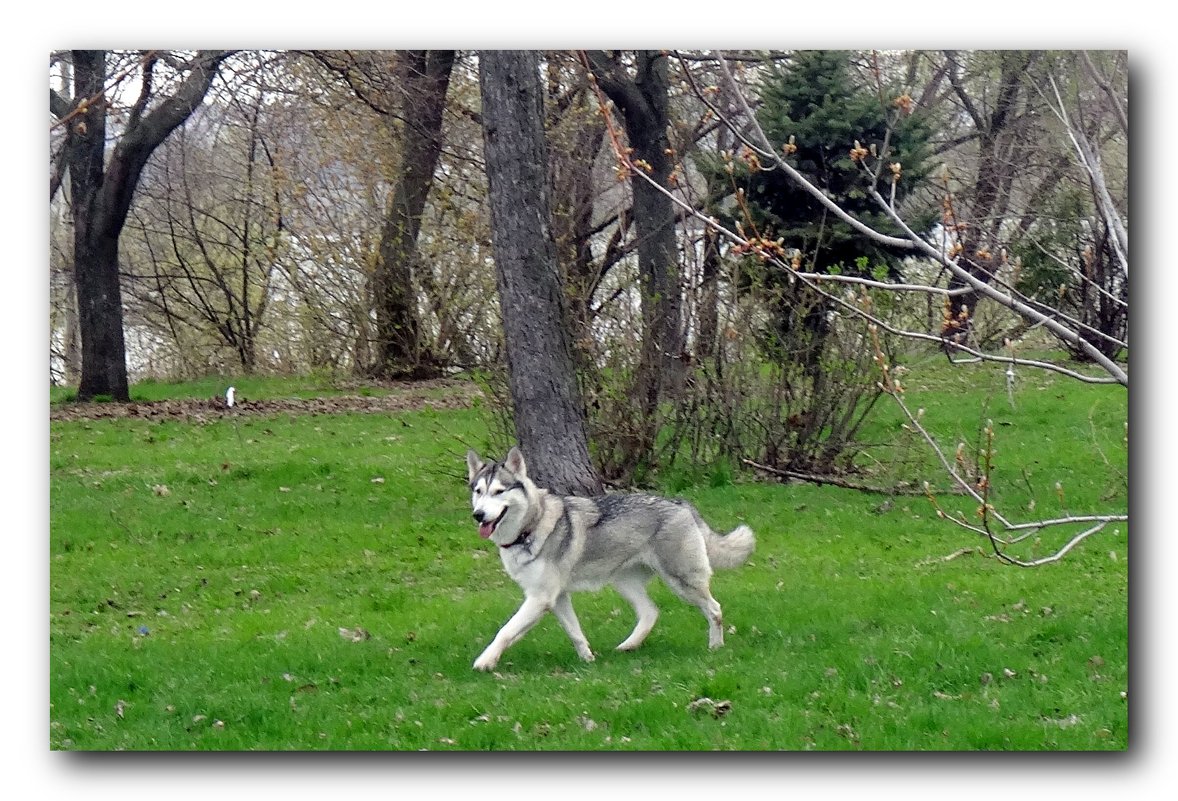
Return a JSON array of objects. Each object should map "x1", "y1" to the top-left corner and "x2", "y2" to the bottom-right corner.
[{"x1": 705, "y1": 524, "x2": 755, "y2": 570}]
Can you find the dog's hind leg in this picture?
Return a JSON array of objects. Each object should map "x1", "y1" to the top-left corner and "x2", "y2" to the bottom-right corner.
[
  {"x1": 552, "y1": 592, "x2": 595, "y2": 662},
  {"x1": 661, "y1": 574, "x2": 725, "y2": 649},
  {"x1": 612, "y1": 570, "x2": 659, "y2": 651}
]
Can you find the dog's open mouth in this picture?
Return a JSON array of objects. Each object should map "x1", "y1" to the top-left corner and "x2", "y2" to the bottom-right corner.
[{"x1": 478, "y1": 508, "x2": 507, "y2": 540}]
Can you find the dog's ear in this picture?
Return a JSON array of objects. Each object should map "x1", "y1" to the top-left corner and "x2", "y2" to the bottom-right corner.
[
  {"x1": 504, "y1": 446, "x2": 527, "y2": 478},
  {"x1": 465, "y1": 449, "x2": 483, "y2": 482}
]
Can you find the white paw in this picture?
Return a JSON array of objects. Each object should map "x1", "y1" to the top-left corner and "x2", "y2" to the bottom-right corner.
[{"x1": 473, "y1": 651, "x2": 499, "y2": 671}]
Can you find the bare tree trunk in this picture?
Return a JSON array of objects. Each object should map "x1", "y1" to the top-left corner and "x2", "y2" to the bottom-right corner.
[
  {"x1": 478, "y1": 49, "x2": 602, "y2": 497},
  {"x1": 65, "y1": 50, "x2": 130, "y2": 400},
  {"x1": 54, "y1": 50, "x2": 231, "y2": 400},
  {"x1": 942, "y1": 50, "x2": 1035, "y2": 346},
  {"x1": 586, "y1": 50, "x2": 685, "y2": 472},
  {"x1": 307, "y1": 49, "x2": 455, "y2": 378},
  {"x1": 695, "y1": 225, "x2": 721, "y2": 365},
  {"x1": 59, "y1": 260, "x2": 83, "y2": 385},
  {"x1": 372, "y1": 50, "x2": 455, "y2": 379}
]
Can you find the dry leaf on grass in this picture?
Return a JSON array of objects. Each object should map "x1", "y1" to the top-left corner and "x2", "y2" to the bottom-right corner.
[
  {"x1": 338, "y1": 626, "x2": 371, "y2": 642},
  {"x1": 687, "y1": 697, "x2": 732, "y2": 718}
]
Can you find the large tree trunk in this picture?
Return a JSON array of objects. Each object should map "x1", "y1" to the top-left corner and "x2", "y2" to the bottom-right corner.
[
  {"x1": 74, "y1": 222, "x2": 130, "y2": 400},
  {"x1": 372, "y1": 50, "x2": 455, "y2": 379},
  {"x1": 55, "y1": 50, "x2": 231, "y2": 400},
  {"x1": 478, "y1": 50, "x2": 602, "y2": 497},
  {"x1": 67, "y1": 50, "x2": 128, "y2": 400}
]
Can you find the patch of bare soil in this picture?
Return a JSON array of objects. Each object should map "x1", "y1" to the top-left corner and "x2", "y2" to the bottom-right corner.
[{"x1": 49, "y1": 378, "x2": 483, "y2": 422}]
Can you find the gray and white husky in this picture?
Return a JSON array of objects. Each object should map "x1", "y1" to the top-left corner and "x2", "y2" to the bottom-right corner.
[{"x1": 465, "y1": 447, "x2": 755, "y2": 671}]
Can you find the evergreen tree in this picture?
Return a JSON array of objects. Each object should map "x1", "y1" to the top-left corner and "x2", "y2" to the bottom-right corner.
[
  {"x1": 738, "y1": 50, "x2": 934, "y2": 276},
  {"x1": 706, "y1": 51, "x2": 934, "y2": 367}
]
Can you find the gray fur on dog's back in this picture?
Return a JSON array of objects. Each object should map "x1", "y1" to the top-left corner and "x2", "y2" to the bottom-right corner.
[
  {"x1": 572, "y1": 493, "x2": 753, "y2": 582},
  {"x1": 466, "y1": 447, "x2": 756, "y2": 671}
]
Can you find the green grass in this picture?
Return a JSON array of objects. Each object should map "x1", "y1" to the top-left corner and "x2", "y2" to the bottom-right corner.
[
  {"x1": 49, "y1": 364, "x2": 1128, "y2": 751},
  {"x1": 854, "y1": 352, "x2": 1128, "y2": 530}
]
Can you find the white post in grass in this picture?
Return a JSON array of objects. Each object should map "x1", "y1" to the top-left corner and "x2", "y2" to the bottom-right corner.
[{"x1": 226, "y1": 386, "x2": 242, "y2": 444}]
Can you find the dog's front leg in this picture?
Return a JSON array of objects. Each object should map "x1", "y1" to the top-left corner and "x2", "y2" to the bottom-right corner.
[
  {"x1": 552, "y1": 592, "x2": 594, "y2": 662},
  {"x1": 473, "y1": 596, "x2": 549, "y2": 671}
]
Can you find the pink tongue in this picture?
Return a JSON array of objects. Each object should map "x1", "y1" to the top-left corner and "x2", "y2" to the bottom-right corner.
[{"x1": 479, "y1": 522, "x2": 494, "y2": 539}]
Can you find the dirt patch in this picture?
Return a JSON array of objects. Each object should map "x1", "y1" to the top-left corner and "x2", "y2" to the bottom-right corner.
[{"x1": 49, "y1": 378, "x2": 484, "y2": 423}]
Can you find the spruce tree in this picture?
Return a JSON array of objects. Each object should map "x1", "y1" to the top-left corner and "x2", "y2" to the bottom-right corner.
[
  {"x1": 708, "y1": 51, "x2": 934, "y2": 365},
  {"x1": 742, "y1": 50, "x2": 932, "y2": 274}
]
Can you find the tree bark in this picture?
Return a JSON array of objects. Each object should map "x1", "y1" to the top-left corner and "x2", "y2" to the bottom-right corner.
[
  {"x1": 478, "y1": 50, "x2": 602, "y2": 497},
  {"x1": 56, "y1": 50, "x2": 231, "y2": 400},
  {"x1": 586, "y1": 50, "x2": 684, "y2": 470},
  {"x1": 372, "y1": 50, "x2": 455, "y2": 379},
  {"x1": 695, "y1": 225, "x2": 721, "y2": 366}
]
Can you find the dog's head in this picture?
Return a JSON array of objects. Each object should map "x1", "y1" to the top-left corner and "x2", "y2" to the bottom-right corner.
[{"x1": 465, "y1": 446, "x2": 534, "y2": 547}]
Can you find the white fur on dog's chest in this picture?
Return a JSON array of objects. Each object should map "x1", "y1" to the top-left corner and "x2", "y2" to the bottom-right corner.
[
  {"x1": 499, "y1": 544, "x2": 540, "y2": 576},
  {"x1": 499, "y1": 544, "x2": 566, "y2": 598}
]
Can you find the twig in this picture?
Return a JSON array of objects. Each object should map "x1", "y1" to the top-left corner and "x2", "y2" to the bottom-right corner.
[
  {"x1": 867, "y1": 186, "x2": 1128, "y2": 386},
  {"x1": 109, "y1": 510, "x2": 139, "y2": 543},
  {"x1": 865, "y1": 322, "x2": 1126, "y2": 566}
]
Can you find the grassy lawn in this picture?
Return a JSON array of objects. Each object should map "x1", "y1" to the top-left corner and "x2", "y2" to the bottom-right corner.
[{"x1": 48, "y1": 360, "x2": 1128, "y2": 750}]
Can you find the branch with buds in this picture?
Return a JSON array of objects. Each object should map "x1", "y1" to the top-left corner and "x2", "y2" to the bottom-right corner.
[
  {"x1": 584, "y1": 50, "x2": 1129, "y2": 564},
  {"x1": 702, "y1": 51, "x2": 1126, "y2": 385},
  {"x1": 591, "y1": 73, "x2": 1124, "y2": 386},
  {"x1": 863, "y1": 330, "x2": 1125, "y2": 566}
]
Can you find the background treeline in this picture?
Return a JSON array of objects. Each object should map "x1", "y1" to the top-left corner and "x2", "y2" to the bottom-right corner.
[{"x1": 50, "y1": 50, "x2": 1128, "y2": 486}]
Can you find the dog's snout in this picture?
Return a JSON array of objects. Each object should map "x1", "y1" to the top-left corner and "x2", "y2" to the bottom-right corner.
[{"x1": 472, "y1": 509, "x2": 486, "y2": 523}]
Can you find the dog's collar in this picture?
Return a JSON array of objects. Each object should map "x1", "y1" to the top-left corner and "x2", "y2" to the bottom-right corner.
[{"x1": 500, "y1": 529, "x2": 532, "y2": 549}]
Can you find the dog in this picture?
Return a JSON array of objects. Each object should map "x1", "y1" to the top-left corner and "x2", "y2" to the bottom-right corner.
[{"x1": 465, "y1": 446, "x2": 755, "y2": 671}]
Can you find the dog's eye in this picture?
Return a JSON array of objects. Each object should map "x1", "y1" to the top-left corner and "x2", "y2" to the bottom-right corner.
[{"x1": 491, "y1": 488, "x2": 504, "y2": 496}]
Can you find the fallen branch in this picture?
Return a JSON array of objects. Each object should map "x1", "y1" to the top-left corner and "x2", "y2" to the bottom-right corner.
[
  {"x1": 740, "y1": 458, "x2": 925, "y2": 495},
  {"x1": 915, "y1": 547, "x2": 982, "y2": 567}
]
